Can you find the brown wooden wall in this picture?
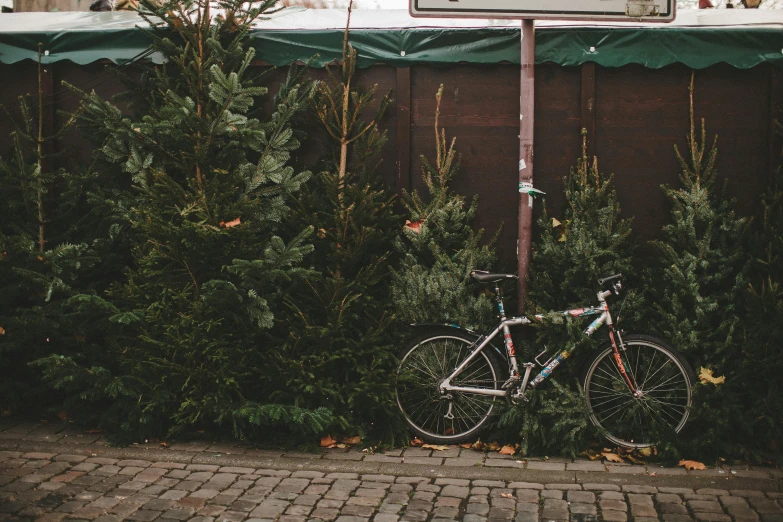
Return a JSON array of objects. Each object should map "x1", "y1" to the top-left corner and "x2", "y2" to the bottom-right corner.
[{"x1": 1, "y1": 59, "x2": 781, "y2": 270}]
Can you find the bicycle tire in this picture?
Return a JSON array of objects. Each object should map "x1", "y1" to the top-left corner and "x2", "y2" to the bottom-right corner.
[
  {"x1": 582, "y1": 334, "x2": 694, "y2": 448},
  {"x1": 396, "y1": 328, "x2": 505, "y2": 444}
]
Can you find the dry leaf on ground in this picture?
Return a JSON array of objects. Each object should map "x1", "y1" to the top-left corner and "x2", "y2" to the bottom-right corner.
[
  {"x1": 501, "y1": 493, "x2": 514, "y2": 499},
  {"x1": 678, "y1": 460, "x2": 706, "y2": 470},
  {"x1": 499, "y1": 445, "x2": 516, "y2": 456},
  {"x1": 470, "y1": 440, "x2": 485, "y2": 451},
  {"x1": 486, "y1": 442, "x2": 501, "y2": 451},
  {"x1": 320, "y1": 435, "x2": 337, "y2": 448},
  {"x1": 459, "y1": 443, "x2": 473, "y2": 449},
  {"x1": 410, "y1": 437, "x2": 424, "y2": 447},
  {"x1": 0, "y1": 326, "x2": 5, "y2": 335},
  {"x1": 341, "y1": 436, "x2": 361, "y2": 445},
  {"x1": 602, "y1": 452, "x2": 625, "y2": 463},
  {"x1": 422, "y1": 444, "x2": 450, "y2": 451},
  {"x1": 699, "y1": 367, "x2": 726, "y2": 386}
]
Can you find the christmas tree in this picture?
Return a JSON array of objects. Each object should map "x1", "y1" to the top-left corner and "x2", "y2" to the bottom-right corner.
[
  {"x1": 35, "y1": 0, "x2": 323, "y2": 440},
  {"x1": 278, "y1": 2, "x2": 404, "y2": 442},
  {"x1": 498, "y1": 129, "x2": 635, "y2": 457},
  {"x1": 644, "y1": 73, "x2": 748, "y2": 459},
  {"x1": 648, "y1": 73, "x2": 747, "y2": 366},
  {"x1": 0, "y1": 47, "x2": 106, "y2": 415},
  {"x1": 391, "y1": 84, "x2": 498, "y2": 330}
]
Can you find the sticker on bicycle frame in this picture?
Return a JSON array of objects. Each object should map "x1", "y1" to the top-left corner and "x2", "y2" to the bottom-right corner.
[{"x1": 568, "y1": 308, "x2": 585, "y2": 317}]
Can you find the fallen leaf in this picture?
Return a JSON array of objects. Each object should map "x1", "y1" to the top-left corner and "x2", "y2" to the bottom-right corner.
[
  {"x1": 410, "y1": 437, "x2": 424, "y2": 447},
  {"x1": 317, "y1": 228, "x2": 327, "y2": 238},
  {"x1": 0, "y1": 326, "x2": 4, "y2": 335},
  {"x1": 637, "y1": 447, "x2": 654, "y2": 458},
  {"x1": 341, "y1": 436, "x2": 361, "y2": 445},
  {"x1": 499, "y1": 445, "x2": 516, "y2": 456},
  {"x1": 470, "y1": 440, "x2": 485, "y2": 451},
  {"x1": 331, "y1": 443, "x2": 347, "y2": 449},
  {"x1": 501, "y1": 492, "x2": 514, "y2": 499},
  {"x1": 602, "y1": 452, "x2": 625, "y2": 463},
  {"x1": 86, "y1": 429, "x2": 104, "y2": 434},
  {"x1": 678, "y1": 460, "x2": 706, "y2": 471},
  {"x1": 486, "y1": 442, "x2": 501, "y2": 451},
  {"x1": 626, "y1": 454, "x2": 645, "y2": 465},
  {"x1": 459, "y1": 443, "x2": 473, "y2": 449},
  {"x1": 422, "y1": 444, "x2": 450, "y2": 451},
  {"x1": 648, "y1": 472, "x2": 657, "y2": 477},
  {"x1": 56, "y1": 411, "x2": 68, "y2": 421},
  {"x1": 552, "y1": 217, "x2": 562, "y2": 228},
  {"x1": 320, "y1": 435, "x2": 337, "y2": 448},
  {"x1": 160, "y1": 442, "x2": 168, "y2": 448},
  {"x1": 219, "y1": 217, "x2": 241, "y2": 228},
  {"x1": 699, "y1": 367, "x2": 726, "y2": 386}
]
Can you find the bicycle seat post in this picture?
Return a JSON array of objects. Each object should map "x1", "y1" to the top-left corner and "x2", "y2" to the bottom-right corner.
[{"x1": 494, "y1": 283, "x2": 507, "y2": 320}]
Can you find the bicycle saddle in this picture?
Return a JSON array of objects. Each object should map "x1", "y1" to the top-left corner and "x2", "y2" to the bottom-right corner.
[{"x1": 471, "y1": 270, "x2": 518, "y2": 283}]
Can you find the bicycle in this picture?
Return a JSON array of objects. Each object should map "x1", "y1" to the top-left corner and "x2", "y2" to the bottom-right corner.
[{"x1": 395, "y1": 272, "x2": 694, "y2": 448}]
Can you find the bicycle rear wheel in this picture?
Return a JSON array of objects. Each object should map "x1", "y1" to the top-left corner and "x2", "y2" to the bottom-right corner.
[
  {"x1": 396, "y1": 328, "x2": 504, "y2": 444},
  {"x1": 582, "y1": 334, "x2": 694, "y2": 448}
]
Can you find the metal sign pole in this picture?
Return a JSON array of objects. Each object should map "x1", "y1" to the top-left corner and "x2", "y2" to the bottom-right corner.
[{"x1": 517, "y1": 18, "x2": 535, "y2": 314}]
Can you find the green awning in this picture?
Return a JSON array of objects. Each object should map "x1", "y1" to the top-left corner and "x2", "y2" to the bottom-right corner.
[{"x1": 1, "y1": 9, "x2": 782, "y2": 69}]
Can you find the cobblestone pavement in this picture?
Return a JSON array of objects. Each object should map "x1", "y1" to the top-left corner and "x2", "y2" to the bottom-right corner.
[
  {"x1": 1, "y1": 449, "x2": 783, "y2": 522},
  {"x1": 1, "y1": 419, "x2": 782, "y2": 522}
]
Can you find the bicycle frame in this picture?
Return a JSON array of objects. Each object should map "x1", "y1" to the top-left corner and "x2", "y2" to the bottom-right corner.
[{"x1": 439, "y1": 283, "x2": 637, "y2": 399}]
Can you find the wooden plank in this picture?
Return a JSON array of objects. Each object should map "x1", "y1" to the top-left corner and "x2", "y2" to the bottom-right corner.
[
  {"x1": 769, "y1": 65, "x2": 783, "y2": 186},
  {"x1": 581, "y1": 62, "x2": 597, "y2": 160},
  {"x1": 396, "y1": 67, "x2": 411, "y2": 194}
]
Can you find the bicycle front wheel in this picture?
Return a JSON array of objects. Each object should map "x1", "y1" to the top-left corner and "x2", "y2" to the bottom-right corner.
[
  {"x1": 583, "y1": 334, "x2": 694, "y2": 448},
  {"x1": 396, "y1": 328, "x2": 504, "y2": 444}
]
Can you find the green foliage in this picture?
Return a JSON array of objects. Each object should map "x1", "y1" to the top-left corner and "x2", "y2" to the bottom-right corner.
[
  {"x1": 498, "y1": 129, "x2": 635, "y2": 456},
  {"x1": 278, "y1": 11, "x2": 405, "y2": 444},
  {"x1": 391, "y1": 85, "x2": 498, "y2": 330},
  {"x1": 643, "y1": 74, "x2": 751, "y2": 461},
  {"x1": 0, "y1": 50, "x2": 98, "y2": 414},
  {"x1": 33, "y1": 0, "x2": 321, "y2": 442},
  {"x1": 529, "y1": 130, "x2": 635, "y2": 312},
  {"x1": 647, "y1": 75, "x2": 747, "y2": 368},
  {"x1": 498, "y1": 379, "x2": 592, "y2": 458}
]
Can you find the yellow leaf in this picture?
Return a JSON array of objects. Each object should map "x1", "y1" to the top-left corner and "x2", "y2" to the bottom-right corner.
[
  {"x1": 470, "y1": 440, "x2": 485, "y2": 451},
  {"x1": 678, "y1": 459, "x2": 706, "y2": 471},
  {"x1": 699, "y1": 367, "x2": 726, "y2": 386},
  {"x1": 486, "y1": 441, "x2": 501, "y2": 451},
  {"x1": 501, "y1": 492, "x2": 514, "y2": 499},
  {"x1": 637, "y1": 446, "x2": 654, "y2": 457},
  {"x1": 459, "y1": 443, "x2": 473, "y2": 449},
  {"x1": 552, "y1": 217, "x2": 562, "y2": 228},
  {"x1": 422, "y1": 444, "x2": 450, "y2": 451},
  {"x1": 320, "y1": 435, "x2": 337, "y2": 448},
  {"x1": 333, "y1": 443, "x2": 347, "y2": 449},
  {"x1": 558, "y1": 233, "x2": 567, "y2": 243},
  {"x1": 341, "y1": 436, "x2": 361, "y2": 445},
  {"x1": 602, "y1": 452, "x2": 625, "y2": 463},
  {"x1": 499, "y1": 445, "x2": 516, "y2": 455}
]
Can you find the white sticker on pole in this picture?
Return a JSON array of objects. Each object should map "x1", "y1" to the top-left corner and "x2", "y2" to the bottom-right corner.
[
  {"x1": 519, "y1": 159, "x2": 526, "y2": 171},
  {"x1": 519, "y1": 182, "x2": 546, "y2": 208}
]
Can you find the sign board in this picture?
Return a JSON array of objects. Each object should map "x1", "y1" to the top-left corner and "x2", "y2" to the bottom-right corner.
[{"x1": 410, "y1": 0, "x2": 675, "y2": 22}]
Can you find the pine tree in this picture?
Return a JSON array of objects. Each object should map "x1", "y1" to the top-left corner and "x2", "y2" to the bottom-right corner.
[
  {"x1": 648, "y1": 73, "x2": 747, "y2": 366},
  {"x1": 643, "y1": 73, "x2": 749, "y2": 460},
  {"x1": 528, "y1": 129, "x2": 634, "y2": 311},
  {"x1": 497, "y1": 129, "x2": 635, "y2": 457},
  {"x1": 278, "y1": 2, "x2": 405, "y2": 442},
  {"x1": 34, "y1": 0, "x2": 322, "y2": 441},
  {"x1": 390, "y1": 85, "x2": 499, "y2": 329},
  {"x1": 0, "y1": 48, "x2": 94, "y2": 415}
]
